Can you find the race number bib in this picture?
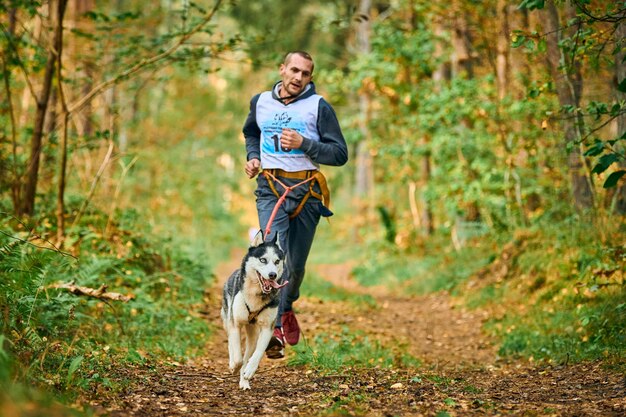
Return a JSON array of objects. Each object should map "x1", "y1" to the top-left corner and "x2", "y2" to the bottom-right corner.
[{"x1": 260, "y1": 111, "x2": 306, "y2": 156}]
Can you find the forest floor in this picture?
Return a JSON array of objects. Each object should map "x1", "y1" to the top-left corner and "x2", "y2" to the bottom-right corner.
[{"x1": 98, "y1": 250, "x2": 626, "y2": 417}]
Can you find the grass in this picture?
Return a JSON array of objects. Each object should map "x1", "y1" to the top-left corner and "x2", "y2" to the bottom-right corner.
[
  {"x1": 300, "y1": 271, "x2": 377, "y2": 309},
  {"x1": 289, "y1": 328, "x2": 421, "y2": 373},
  {"x1": 312, "y1": 205, "x2": 626, "y2": 367},
  {"x1": 319, "y1": 392, "x2": 371, "y2": 416},
  {"x1": 0, "y1": 207, "x2": 231, "y2": 413},
  {"x1": 337, "y1": 233, "x2": 495, "y2": 295},
  {"x1": 465, "y1": 284, "x2": 504, "y2": 309},
  {"x1": 490, "y1": 291, "x2": 626, "y2": 365},
  {"x1": 472, "y1": 218, "x2": 626, "y2": 366}
]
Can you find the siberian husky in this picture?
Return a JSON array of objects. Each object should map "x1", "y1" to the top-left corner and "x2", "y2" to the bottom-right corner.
[{"x1": 221, "y1": 231, "x2": 286, "y2": 390}]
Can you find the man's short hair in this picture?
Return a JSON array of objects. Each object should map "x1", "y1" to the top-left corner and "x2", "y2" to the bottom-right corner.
[{"x1": 283, "y1": 51, "x2": 314, "y2": 73}]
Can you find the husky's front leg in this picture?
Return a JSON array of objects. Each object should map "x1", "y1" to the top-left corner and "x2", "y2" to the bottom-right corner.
[
  {"x1": 240, "y1": 326, "x2": 272, "y2": 387},
  {"x1": 241, "y1": 325, "x2": 259, "y2": 370},
  {"x1": 227, "y1": 323, "x2": 243, "y2": 374},
  {"x1": 239, "y1": 325, "x2": 259, "y2": 390}
]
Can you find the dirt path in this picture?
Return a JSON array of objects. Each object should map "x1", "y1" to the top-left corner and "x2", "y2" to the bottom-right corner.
[{"x1": 103, "y1": 252, "x2": 626, "y2": 417}]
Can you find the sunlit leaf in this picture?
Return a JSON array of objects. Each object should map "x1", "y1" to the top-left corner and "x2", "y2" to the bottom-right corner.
[
  {"x1": 511, "y1": 34, "x2": 526, "y2": 48},
  {"x1": 584, "y1": 140, "x2": 604, "y2": 157},
  {"x1": 591, "y1": 154, "x2": 619, "y2": 174},
  {"x1": 610, "y1": 103, "x2": 622, "y2": 117},
  {"x1": 603, "y1": 170, "x2": 626, "y2": 188},
  {"x1": 518, "y1": 0, "x2": 545, "y2": 10},
  {"x1": 67, "y1": 356, "x2": 83, "y2": 382}
]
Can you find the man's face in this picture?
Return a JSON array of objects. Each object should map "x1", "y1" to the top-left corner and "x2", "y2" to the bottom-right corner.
[{"x1": 279, "y1": 54, "x2": 313, "y2": 97}]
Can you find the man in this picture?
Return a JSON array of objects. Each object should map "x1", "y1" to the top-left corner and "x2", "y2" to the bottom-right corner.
[{"x1": 242, "y1": 51, "x2": 348, "y2": 359}]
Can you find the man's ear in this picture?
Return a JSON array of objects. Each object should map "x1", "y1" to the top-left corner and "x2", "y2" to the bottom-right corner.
[{"x1": 250, "y1": 229, "x2": 264, "y2": 248}]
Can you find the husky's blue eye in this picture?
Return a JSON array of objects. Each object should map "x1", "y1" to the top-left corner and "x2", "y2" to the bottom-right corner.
[{"x1": 260, "y1": 258, "x2": 267, "y2": 264}]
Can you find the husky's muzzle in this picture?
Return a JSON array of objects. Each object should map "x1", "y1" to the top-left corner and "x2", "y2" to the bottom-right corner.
[{"x1": 255, "y1": 271, "x2": 288, "y2": 293}]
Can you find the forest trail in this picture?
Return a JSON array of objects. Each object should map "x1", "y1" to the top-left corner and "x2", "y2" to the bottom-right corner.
[{"x1": 104, "y1": 250, "x2": 626, "y2": 417}]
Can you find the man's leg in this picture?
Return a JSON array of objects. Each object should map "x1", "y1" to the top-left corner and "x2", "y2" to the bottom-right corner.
[{"x1": 277, "y1": 201, "x2": 320, "y2": 345}]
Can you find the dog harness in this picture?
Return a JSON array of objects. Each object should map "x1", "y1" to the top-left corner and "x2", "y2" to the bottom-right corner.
[{"x1": 245, "y1": 300, "x2": 275, "y2": 324}]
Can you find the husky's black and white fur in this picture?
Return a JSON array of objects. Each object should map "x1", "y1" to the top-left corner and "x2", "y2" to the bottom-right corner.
[{"x1": 221, "y1": 231, "x2": 286, "y2": 390}]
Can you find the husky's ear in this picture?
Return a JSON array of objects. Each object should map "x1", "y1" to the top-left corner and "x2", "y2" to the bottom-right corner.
[
  {"x1": 250, "y1": 229, "x2": 264, "y2": 247},
  {"x1": 273, "y1": 232, "x2": 283, "y2": 252}
]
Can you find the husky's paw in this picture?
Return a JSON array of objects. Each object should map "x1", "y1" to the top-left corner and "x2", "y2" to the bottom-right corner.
[
  {"x1": 239, "y1": 378, "x2": 251, "y2": 390},
  {"x1": 229, "y1": 360, "x2": 242, "y2": 374},
  {"x1": 242, "y1": 363, "x2": 257, "y2": 380}
]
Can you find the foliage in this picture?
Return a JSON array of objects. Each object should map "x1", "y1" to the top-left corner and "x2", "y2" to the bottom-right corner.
[
  {"x1": 0, "y1": 0, "x2": 238, "y2": 217},
  {"x1": 1, "y1": 0, "x2": 625, "y2": 412},
  {"x1": 289, "y1": 328, "x2": 421, "y2": 373},
  {"x1": 479, "y1": 217, "x2": 626, "y2": 366},
  {"x1": 514, "y1": 0, "x2": 626, "y2": 190},
  {"x1": 0, "y1": 209, "x2": 215, "y2": 404},
  {"x1": 228, "y1": 0, "x2": 352, "y2": 70},
  {"x1": 494, "y1": 292, "x2": 625, "y2": 365},
  {"x1": 300, "y1": 271, "x2": 377, "y2": 309},
  {"x1": 350, "y1": 234, "x2": 494, "y2": 294},
  {"x1": 326, "y1": 194, "x2": 625, "y2": 366}
]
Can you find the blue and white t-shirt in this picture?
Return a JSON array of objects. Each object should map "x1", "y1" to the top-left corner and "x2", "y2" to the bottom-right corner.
[
  {"x1": 256, "y1": 87, "x2": 322, "y2": 172},
  {"x1": 243, "y1": 81, "x2": 348, "y2": 172}
]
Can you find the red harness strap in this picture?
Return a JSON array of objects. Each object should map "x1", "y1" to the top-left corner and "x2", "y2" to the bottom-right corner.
[{"x1": 262, "y1": 170, "x2": 317, "y2": 237}]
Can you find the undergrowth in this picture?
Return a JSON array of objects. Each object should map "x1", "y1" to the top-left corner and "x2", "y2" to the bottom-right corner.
[
  {"x1": 478, "y1": 216, "x2": 626, "y2": 367},
  {"x1": 350, "y1": 234, "x2": 495, "y2": 294},
  {"x1": 0, "y1": 208, "x2": 219, "y2": 412},
  {"x1": 300, "y1": 271, "x2": 377, "y2": 309},
  {"x1": 321, "y1": 209, "x2": 625, "y2": 367},
  {"x1": 289, "y1": 327, "x2": 421, "y2": 373}
]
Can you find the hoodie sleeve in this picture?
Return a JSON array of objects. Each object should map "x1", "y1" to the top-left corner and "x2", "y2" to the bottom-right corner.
[
  {"x1": 300, "y1": 98, "x2": 349, "y2": 166},
  {"x1": 242, "y1": 94, "x2": 262, "y2": 161}
]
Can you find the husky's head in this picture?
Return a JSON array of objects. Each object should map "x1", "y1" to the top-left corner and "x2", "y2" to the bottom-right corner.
[{"x1": 244, "y1": 231, "x2": 286, "y2": 294}]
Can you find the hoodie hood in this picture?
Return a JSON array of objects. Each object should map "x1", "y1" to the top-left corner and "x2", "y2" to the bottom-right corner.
[{"x1": 271, "y1": 81, "x2": 317, "y2": 104}]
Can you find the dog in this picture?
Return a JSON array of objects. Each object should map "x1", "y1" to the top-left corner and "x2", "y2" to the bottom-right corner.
[{"x1": 221, "y1": 231, "x2": 286, "y2": 390}]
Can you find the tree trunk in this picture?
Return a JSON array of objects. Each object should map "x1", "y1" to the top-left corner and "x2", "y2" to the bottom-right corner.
[
  {"x1": 354, "y1": 0, "x2": 375, "y2": 227},
  {"x1": 419, "y1": 136, "x2": 433, "y2": 235},
  {"x1": 19, "y1": 0, "x2": 68, "y2": 216},
  {"x1": 1, "y1": 8, "x2": 19, "y2": 209},
  {"x1": 613, "y1": 19, "x2": 626, "y2": 214},
  {"x1": 541, "y1": 1, "x2": 594, "y2": 211},
  {"x1": 450, "y1": 2, "x2": 474, "y2": 79},
  {"x1": 69, "y1": 0, "x2": 95, "y2": 138},
  {"x1": 509, "y1": 5, "x2": 530, "y2": 98},
  {"x1": 496, "y1": 0, "x2": 509, "y2": 101},
  {"x1": 408, "y1": 0, "x2": 433, "y2": 236},
  {"x1": 450, "y1": 4, "x2": 480, "y2": 224}
]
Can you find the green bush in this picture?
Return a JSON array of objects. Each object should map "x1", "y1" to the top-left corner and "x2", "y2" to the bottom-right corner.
[{"x1": 0, "y1": 209, "x2": 215, "y2": 403}]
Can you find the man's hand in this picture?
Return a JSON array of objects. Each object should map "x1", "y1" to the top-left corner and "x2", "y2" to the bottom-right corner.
[
  {"x1": 280, "y1": 128, "x2": 303, "y2": 151},
  {"x1": 245, "y1": 158, "x2": 261, "y2": 178}
]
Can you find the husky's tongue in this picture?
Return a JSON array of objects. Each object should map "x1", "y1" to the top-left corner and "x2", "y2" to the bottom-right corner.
[
  {"x1": 257, "y1": 273, "x2": 289, "y2": 293},
  {"x1": 268, "y1": 279, "x2": 288, "y2": 289}
]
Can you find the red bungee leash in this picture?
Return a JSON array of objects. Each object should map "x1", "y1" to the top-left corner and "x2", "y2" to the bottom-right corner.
[{"x1": 262, "y1": 170, "x2": 316, "y2": 237}]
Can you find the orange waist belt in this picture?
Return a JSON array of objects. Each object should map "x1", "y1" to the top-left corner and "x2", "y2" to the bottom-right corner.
[{"x1": 263, "y1": 169, "x2": 331, "y2": 220}]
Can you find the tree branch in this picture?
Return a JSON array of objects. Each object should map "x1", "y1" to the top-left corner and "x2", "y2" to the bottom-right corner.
[
  {"x1": 0, "y1": 229, "x2": 77, "y2": 259},
  {"x1": 0, "y1": 22, "x2": 38, "y2": 102},
  {"x1": 47, "y1": 281, "x2": 132, "y2": 302},
  {"x1": 61, "y1": 0, "x2": 223, "y2": 123},
  {"x1": 70, "y1": 139, "x2": 115, "y2": 229}
]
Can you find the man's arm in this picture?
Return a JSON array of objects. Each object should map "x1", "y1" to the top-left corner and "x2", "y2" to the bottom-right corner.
[
  {"x1": 243, "y1": 94, "x2": 262, "y2": 162},
  {"x1": 299, "y1": 99, "x2": 348, "y2": 166}
]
